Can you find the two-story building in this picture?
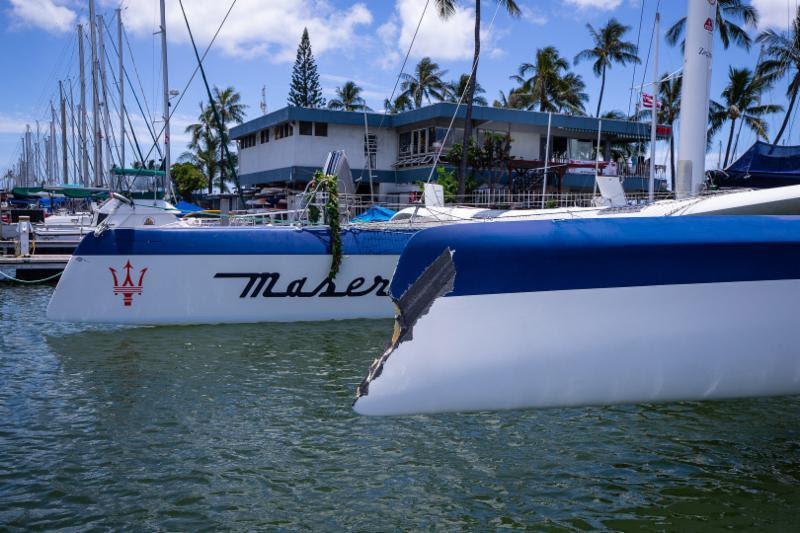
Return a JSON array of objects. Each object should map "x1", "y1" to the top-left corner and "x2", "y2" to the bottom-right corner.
[{"x1": 230, "y1": 103, "x2": 670, "y2": 198}]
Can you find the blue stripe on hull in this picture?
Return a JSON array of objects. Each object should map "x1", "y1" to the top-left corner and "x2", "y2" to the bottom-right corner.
[
  {"x1": 390, "y1": 216, "x2": 800, "y2": 298},
  {"x1": 75, "y1": 226, "x2": 418, "y2": 256}
]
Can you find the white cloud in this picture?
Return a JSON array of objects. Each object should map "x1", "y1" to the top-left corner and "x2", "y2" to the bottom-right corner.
[
  {"x1": 752, "y1": 0, "x2": 797, "y2": 29},
  {"x1": 563, "y1": 0, "x2": 623, "y2": 10},
  {"x1": 7, "y1": 0, "x2": 76, "y2": 34},
  {"x1": 378, "y1": 0, "x2": 503, "y2": 68},
  {"x1": 521, "y1": 6, "x2": 548, "y2": 26},
  {"x1": 110, "y1": 0, "x2": 373, "y2": 62},
  {"x1": 0, "y1": 113, "x2": 30, "y2": 135}
]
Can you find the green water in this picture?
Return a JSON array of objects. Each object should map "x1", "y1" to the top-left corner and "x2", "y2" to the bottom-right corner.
[{"x1": 2, "y1": 285, "x2": 800, "y2": 530}]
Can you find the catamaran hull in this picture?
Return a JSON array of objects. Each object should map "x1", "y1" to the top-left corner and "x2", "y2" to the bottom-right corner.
[
  {"x1": 47, "y1": 226, "x2": 415, "y2": 325},
  {"x1": 354, "y1": 217, "x2": 800, "y2": 416},
  {"x1": 354, "y1": 280, "x2": 800, "y2": 416}
]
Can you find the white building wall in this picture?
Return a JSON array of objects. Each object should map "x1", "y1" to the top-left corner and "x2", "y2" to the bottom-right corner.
[
  {"x1": 238, "y1": 123, "x2": 398, "y2": 177},
  {"x1": 509, "y1": 130, "x2": 541, "y2": 160}
]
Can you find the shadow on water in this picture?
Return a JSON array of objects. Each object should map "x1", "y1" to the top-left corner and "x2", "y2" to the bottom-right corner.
[{"x1": 2, "y1": 286, "x2": 800, "y2": 529}]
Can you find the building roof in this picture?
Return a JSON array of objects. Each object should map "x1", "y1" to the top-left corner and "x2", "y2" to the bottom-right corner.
[{"x1": 230, "y1": 103, "x2": 670, "y2": 141}]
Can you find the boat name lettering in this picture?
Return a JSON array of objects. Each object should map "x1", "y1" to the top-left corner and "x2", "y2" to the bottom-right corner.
[{"x1": 214, "y1": 272, "x2": 391, "y2": 298}]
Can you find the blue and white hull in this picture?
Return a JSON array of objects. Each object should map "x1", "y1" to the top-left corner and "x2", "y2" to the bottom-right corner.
[
  {"x1": 354, "y1": 217, "x2": 800, "y2": 415},
  {"x1": 47, "y1": 226, "x2": 415, "y2": 324}
]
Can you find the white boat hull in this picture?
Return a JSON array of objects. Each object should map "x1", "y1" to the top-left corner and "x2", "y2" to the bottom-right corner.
[
  {"x1": 47, "y1": 253, "x2": 399, "y2": 324},
  {"x1": 355, "y1": 280, "x2": 800, "y2": 416}
]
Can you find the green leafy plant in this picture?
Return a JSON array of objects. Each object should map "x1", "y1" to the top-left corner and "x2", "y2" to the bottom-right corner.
[
  {"x1": 170, "y1": 162, "x2": 207, "y2": 202},
  {"x1": 306, "y1": 171, "x2": 342, "y2": 279}
]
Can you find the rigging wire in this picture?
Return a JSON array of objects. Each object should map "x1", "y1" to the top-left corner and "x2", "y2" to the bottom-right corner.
[{"x1": 627, "y1": 0, "x2": 647, "y2": 118}]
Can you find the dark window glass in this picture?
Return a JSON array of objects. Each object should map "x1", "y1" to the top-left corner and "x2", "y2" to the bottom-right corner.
[
  {"x1": 299, "y1": 121, "x2": 313, "y2": 135},
  {"x1": 399, "y1": 132, "x2": 411, "y2": 155},
  {"x1": 314, "y1": 122, "x2": 328, "y2": 136},
  {"x1": 260, "y1": 129, "x2": 269, "y2": 143}
]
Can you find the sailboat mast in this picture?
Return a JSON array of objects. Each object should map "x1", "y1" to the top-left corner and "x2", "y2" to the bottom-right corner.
[
  {"x1": 676, "y1": 0, "x2": 715, "y2": 198},
  {"x1": 89, "y1": 0, "x2": 102, "y2": 187},
  {"x1": 159, "y1": 0, "x2": 171, "y2": 194},
  {"x1": 78, "y1": 24, "x2": 89, "y2": 188},
  {"x1": 98, "y1": 15, "x2": 114, "y2": 180},
  {"x1": 648, "y1": 12, "x2": 660, "y2": 203},
  {"x1": 60, "y1": 81, "x2": 68, "y2": 183},
  {"x1": 117, "y1": 8, "x2": 125, "y2": 170}
]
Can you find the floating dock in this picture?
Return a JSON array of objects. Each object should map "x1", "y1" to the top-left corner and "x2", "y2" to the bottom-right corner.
[{"x1": 0, "y1": 255, "x2": 70, "y2": 282}]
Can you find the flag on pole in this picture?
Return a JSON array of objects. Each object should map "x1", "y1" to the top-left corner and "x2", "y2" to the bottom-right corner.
[{"x1": 642, "y1": 93, "x2": 662, "y2": 109}]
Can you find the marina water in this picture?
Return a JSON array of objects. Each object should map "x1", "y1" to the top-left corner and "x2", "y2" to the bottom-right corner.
[{"x1": 2, "y1": 285, "x2": 800, "y2": 529}]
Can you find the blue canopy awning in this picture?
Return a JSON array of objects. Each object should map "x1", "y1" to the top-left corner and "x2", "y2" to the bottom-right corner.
[{"x1": 351, "y1": 205, "x2": 397, "y2": 223}]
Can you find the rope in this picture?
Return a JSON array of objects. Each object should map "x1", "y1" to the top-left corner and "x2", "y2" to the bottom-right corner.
[{"x1": 0, "y1": 270, "x2": 62, "y2": 284}]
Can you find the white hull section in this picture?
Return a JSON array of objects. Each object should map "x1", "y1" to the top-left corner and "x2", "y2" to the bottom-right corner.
[
  {"x1": 354, "y1": 280, "x2": 800, "y2": 415},
  {"x1": 47, "y1": 254, "x2": 399, "y2": 324}
]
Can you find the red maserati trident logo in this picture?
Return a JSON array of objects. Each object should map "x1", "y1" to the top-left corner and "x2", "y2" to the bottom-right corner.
[{"x1": 109, "y1": 260, "x2": 148, "y2": 307}]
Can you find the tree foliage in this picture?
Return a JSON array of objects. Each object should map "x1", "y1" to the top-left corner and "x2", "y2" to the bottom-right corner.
[
  {"x1": 288, "y1": 28, "x2": 325, "y2": 108},
  {"x1": 171, "y1": 162, "x2": 207, "y2": 202}
]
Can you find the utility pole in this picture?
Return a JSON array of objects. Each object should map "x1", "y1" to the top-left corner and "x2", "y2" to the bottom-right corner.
[
  {"x1": 89, "y1": 0, "x2": 103, "y2": 187},
  {"x1": 98, "y1": 15, "x2": 114, "y2": 181},
  {"x1": 78, "y1": 24, "x2": 89, "y2": 188},
  {"x1": 117, "y1": 8, "x2": 125, "y2": 172},
  {"x1": 159, "y1": 0, "x2": 171, "y2": 194},
  {"x1": 60, "y1": 81, "x2": 68, "y2": 184}
]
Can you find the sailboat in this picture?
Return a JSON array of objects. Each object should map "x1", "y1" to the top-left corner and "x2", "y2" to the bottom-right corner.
[
  {"x1": 353, "y1": 0, "x2": 800, "y2": 416},
  {"x1": 46, "y1": 0, "x2": 800, "y2": 326}
]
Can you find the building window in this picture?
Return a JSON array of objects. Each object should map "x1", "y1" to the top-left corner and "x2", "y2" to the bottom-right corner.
[
  {"x1": 314, "y1": 122, "x2": 328, "y2": 136},
  {"x1": 364, "y1": 134, "x2": 377, "y2": 169},
  {"x1": 399, "y1": 132, "x2": 412, "y2": 156},
  {"x1": 275, "y1": 122, "x2": 293, "y2": 140},
  {"x1": 239, "y1": 133, "x2": 257, "y2": 149},
  {"x1": 299, "y1": 121, "x2": 313, "y2": 136},
  {"x1": 260, "y1": 129, "x2": 269, "y2": 143}
]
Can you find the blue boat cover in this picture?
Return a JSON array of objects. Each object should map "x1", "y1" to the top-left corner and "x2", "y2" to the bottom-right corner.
[
  {"x1": 390, "y1": 216, "x2": 800, "y2": 298},
  {"x1": 721, "y1": 141, "x2": 800, "y2": 187},
  {"x1": 174, "y1": 201, "x2": 203, "y2": 214},
  {"x1": 351, "y1": 205, "x2": 397, "y2": 223}
]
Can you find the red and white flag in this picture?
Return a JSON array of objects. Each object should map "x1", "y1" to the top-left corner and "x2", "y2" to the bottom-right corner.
[{"x1": 642, "y1": 93, "x2": 661, "y2": 109}]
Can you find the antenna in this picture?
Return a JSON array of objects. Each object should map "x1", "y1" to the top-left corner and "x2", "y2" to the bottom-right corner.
[{"x1": 260, "y1": 85, "x2": 267, "y2": 115}]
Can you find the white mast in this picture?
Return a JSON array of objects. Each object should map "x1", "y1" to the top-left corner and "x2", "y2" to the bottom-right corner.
[
  {"x1": 89, "y1": 0, "x2": 102, "y2": 187},
  {"x1": 60, "y1": 81, "x2": 68, "y2": 183},
  {"x1": 98, "y1": 15, "x2": 114, "y2": 180},
  {"x1": 159, "y1": 0, "x2": 170, "y2": 194},
  {"x1": 78, "y1": 24, "x2": 89, "y2": 188},
  {"x1": 676, "y1": 0, "x2": 716, "y2": 198},
  {"x1": 117, "y1": 8, "x2": 125, "y2": 171},
  {"x1": 648, "y1": 12, "x2": 660, "y2": 203},
  {"x1": 50, "y1": 102, "x2": 57, "y2": 182}
]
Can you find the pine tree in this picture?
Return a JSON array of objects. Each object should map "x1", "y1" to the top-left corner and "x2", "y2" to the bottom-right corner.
[{"x1": 288, "y1": 28, "x2": 325, "y2": 108}]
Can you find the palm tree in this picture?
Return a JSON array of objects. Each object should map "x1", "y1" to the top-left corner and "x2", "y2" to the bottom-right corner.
[
  {"x1": 211, "y1": 86, "x2": 246, "y2": 190},
  {"x1": 327, "y1": 81, "x2": 371, "y2": 111},
  {"x1": 708, "y1": 67, "x2": 782, "y2": 168},
  {"x1": 385, "y1": 93, "x2": 414, "y2": 114},
  {"x1": 757, "y1": 7, "x2": 800, "y2": 145},
  {"x1": 434, "y1": 0, "x2": 521, "y2": 195},
  {"x1": 399, "y1": 57, "x2": 450, "y2": 108},
  {"x1": 492, "y1": 88, "x2": 527, "y2": 109},
  {"x1": 446, "y1": 74, "x2": 487, "y2": 106},
  {"x1": 575, "y1": 18, "x2": 640, "y2": 117},
  {"x1": 666, "y1": 0, "x2": 759, "y2": 51},
  {"x1": 512, "y1": 47, "x2": 581, "y2": 113},
  {"x1": 185, "y1": 103, "x2": 221, "y2": 194},
  {"x1": 638, "y1": 73, "x2": 682, "y2": 186},
  {"x1": 554, "y1": 72, "x2": 589, "y2": 115}
]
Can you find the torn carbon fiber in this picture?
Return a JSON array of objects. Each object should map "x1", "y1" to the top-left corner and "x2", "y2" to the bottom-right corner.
[{"x1": 355, "y1": 248, "x2": 456, "y2": 400}]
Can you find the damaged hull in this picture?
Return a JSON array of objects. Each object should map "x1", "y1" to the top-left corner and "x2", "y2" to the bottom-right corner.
[
  {"x1": 354, "y1": 217, "x2": 800, "y2": 416},
  {"x1": 47, "y1": 226, "x2": 415, "y2": 325}
]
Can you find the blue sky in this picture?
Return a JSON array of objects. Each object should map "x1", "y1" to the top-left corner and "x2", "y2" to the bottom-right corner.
[{"x1": 0, "y1": 0, "x2": 795, "y2": 179}]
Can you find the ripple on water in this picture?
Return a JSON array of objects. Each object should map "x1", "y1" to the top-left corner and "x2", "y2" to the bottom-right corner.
[{"x1": 1, "y1": 285, "x2": 800, "y2": 529}]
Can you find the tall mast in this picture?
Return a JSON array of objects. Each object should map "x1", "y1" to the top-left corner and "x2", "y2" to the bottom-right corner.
[
  {"x1": 160, "y1": 0, "x2": 171, "y2": 195},
  {"x1": 60, "y1": 81, "x2": 68, "y2": 183},
  {"x1": 50, "y1": 102, "x2": 57, "y2": 182},
  {"x1": 35, "y1": 121, "x2": 40, "y2": 184},
  {"x1": 648, "y1": 12, "x2": 660, "y2": 203},
  {"x1": 98, "y1": 15, "x2": 114, "y2": 183},
  {"x1": 69, "y1": 80, "x2": 78, "y2": 183},
  {"x1": 676, "y1": 0, "x2": 715, "y2": 198},
  {"x1": 78, "y1": 24, "x2": 89, "y2": 187},
  {"x1": 117, "y1": 8, "x2": 125, "y2": 171},
  {"x1": 89, "y1": 0, "x2": 103, "y2": 187}
]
